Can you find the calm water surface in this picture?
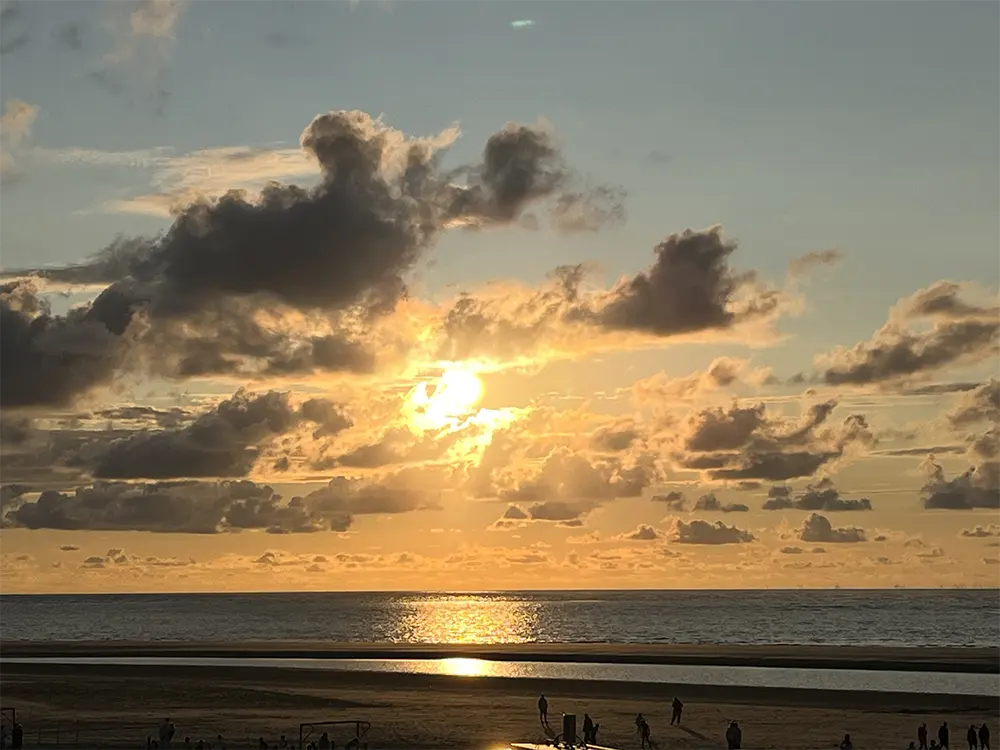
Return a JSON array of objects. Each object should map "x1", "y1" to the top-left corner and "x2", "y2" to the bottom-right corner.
[{"x1": 1, "y1": 590, "x2": 997, "y2": 647}]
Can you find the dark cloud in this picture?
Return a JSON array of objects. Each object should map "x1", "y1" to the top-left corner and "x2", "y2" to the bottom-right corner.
[
  {"x1": 2, "y1": 473, "x2": 433, "y2": 534},
  {"x1": 902, "y1": 381, "x2": 981, "y2": 396},
  {"x1": 325, "y1": 426, "x2": 469, "y2": 470},
  {"x1": 674, "y1": 400, "x2": 873, "y2": 482},
  {"x1": 947, "y1": 379, "x2": 999, "y2": 428},
  {"x1": 874, "y1": 445, "x2": 965, "y2": 457},
  {"x1": 615, "y1": 524, "x2": 661, "y2": 541},
  {"x1": 922, "y1": 458, "x2": 999, "y2": 510},
  {"x1": 0, "y1": 415, "x2": 34, "y2": 445},
  {"x1": 762, "y1": 481, "x2": 872, "y2": 512},
  {"x1": 693, "y1": 492, "x2": 749, "y2": 513},
  {"x1": 4, "y1": 110, "x2": 621, "y2": 404},
  {"x1": 591, "y1": 226, "x2": 779, "y2": 336},
  {"x1": 591, "y1": 421, "x2": 640, "y2": 452},
  {"x1": 90, "y1": 390, "x2": 297, "y2": 480},
  {"x1": 436, "y1": 226, "x2": 782, "y2": 362},
  {"x1": 798, "y1": 513, "x2": 866, "y2": 543},
  {"x1": 298, "y1": 398, "x2": 352, "y2": 439},
  {"x1": 671, "y1": 518, "x2": 755, "y2": 545},
  {"x1": 787, "y1": 249, "x2": 843, "y2": 277},
  {"x1": 0, "y1": 281, "x2": 133, "y2": 408},
  {"x1": 820, "y1": 284, "x2": 999, "y2": 387},
  {"x1": 652, "y1": 490, "x2": 688, "y2": 511},
  {"x1": 94, "y1": 405, "x2": 192, "y2": 429}
]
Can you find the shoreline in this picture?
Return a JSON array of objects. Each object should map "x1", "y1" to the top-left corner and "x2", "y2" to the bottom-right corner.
[
  {"x1": 2, "y1": 641, "x2": 997, "y2": 673},
  {"x1": 3, "y1": 661, "x2": 997, "y2": 712}
]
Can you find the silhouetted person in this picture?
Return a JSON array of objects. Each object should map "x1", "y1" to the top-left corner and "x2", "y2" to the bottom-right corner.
[
  {"x1": 640, "y1": 718, "x2": 651, "y2": 749},
  {"x1": 583, "y1": 714, "x2": 594, "y2": 743},
  {"x1": 941, "y1": 722, "x2": 951, "y2": 750},
  {"x1": 910, "y1": 743, "x2": 918, "y2": 750},
  {"x1": 257, "y1": 739, "x2": 267, "y2": 750},
  {"x1": 726, "y1": 721, "x2": 742, "y2": 749},
  {"x1": 635, "y1": 714, "x2": 645, "y2": 736},
  {"x1": 159, "y1": 719, "x2": 175, "y2": 750},
  {"x1": 10, "y1": 723, "x2": 22, "y2": 750},
  {"x1": 921, "y1": 724, "x2": 930, "y2": 750},
  {"x1": 184, "y1": 738, "x2": 192, "y2": 750},
  {"x1": 318, "y1": 732, "x2": 331, "y2": 750},
  {"x1": 981, "y1": 725, "x2": 991, "y2": 750},
  {"x1": 971, "y1": 727, "x2": 980, "y2": 750},
  {"x1": 671, "y1": 697, "x2": 683, "y2": 725},
  {"x1": 195, "y1": 740, "x2": 203, "y2": 750},
  {"x1": 538, "y1": 695, "x2": 548, "y2": 725},
  {"x1": 592, "y1": 723, "x2": 600, "y2": 744},
  {"x1": 840, "y1": 734, "x2": 854, "y2": 750}
]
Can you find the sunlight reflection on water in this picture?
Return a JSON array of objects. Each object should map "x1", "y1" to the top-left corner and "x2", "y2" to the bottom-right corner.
[{"x1": 391, "y1": 595, "x2": 539, "y2": 644}]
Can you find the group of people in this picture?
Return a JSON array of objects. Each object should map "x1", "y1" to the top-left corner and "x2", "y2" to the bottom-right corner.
[
  {"x1": 148, "y1": 722, "x2": 228, "y2": 750},
  {"x1": 0, "y1": 722, "x2": 24, "y2": 750},
  {"x1": 910, "y1": 721, "x2": 991, "y2": 750}
]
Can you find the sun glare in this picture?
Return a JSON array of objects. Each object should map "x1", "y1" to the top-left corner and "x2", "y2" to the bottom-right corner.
[{"x1": 408, "y1": 365, "x2": 484, "y2": 431}]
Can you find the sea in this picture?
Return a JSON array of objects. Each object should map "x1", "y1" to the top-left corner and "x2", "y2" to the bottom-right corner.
[{"x1": 1, "y1": 589, "x2": 998, "y2": 647}]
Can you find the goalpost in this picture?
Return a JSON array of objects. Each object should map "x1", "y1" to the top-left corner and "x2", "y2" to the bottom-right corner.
[{"x1": 299, "y1": 719, "x2": 372, "y2": 750}]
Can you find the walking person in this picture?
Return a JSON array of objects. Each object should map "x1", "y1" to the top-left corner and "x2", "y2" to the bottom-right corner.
[
  {"x1": 980, "y1": 724, "x2": 990, "y2": 750},
  {"x1": 671, "y1": 696, "x2": 684, "y2": 725},
  {"x1": 538, "y1": 694, "x2": 549, "y2": 726},
  {"x1": 970, "y1": 726, "x2": 980, "y2": 750},
  {"x1": 582, "y1": 714, "x2": 594, "y2": 744},
  {"x1": 726, "y1": 721, "x2": 742, "y2": 749},
  {"x1": 940, "y1": 722, "x2": 950, "y2": 750},
  {"x1": 920, "y1": 724, "x2": 929, "y2": 750},
  {"x1": 640, "y1": 718, "x2": 652, "y2": 749}
]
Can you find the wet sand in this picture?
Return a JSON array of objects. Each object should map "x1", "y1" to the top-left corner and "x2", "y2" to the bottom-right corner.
[
  {"x1": 3, "y1": 640, "x2": 998, "y2": 673},
  {"x1": 1, "y1": 660, "x2": 997, "y2": 749}
]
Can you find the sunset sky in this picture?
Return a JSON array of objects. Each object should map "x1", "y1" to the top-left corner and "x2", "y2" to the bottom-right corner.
[{"x1": 1, "y1": 0, "x2": 998, "y2": 593}]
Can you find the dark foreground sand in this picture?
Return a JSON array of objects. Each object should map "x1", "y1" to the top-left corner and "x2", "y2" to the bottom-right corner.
[{"x1": 1, "y1": 659, "x2": 997, "y2": 750}]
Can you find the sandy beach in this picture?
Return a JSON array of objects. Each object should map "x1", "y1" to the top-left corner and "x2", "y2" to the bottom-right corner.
[{"x1": 1, "y1": 646, "x2": 997, "y2": 749}]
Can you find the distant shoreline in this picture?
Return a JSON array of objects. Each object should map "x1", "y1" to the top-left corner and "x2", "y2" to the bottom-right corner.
[{"x1": 3, "y1": 641, "x2": 997, "y2": 674}]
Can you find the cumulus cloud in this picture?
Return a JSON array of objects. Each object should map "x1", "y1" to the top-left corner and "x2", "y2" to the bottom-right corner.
[
  {"x1": 668, "y1": 398, "x2": 874, "y2": 482},
  {"x1": 652, "y1": 490, "x2": 689, "y2": 511},
  {"x1": 692, "y1": 492, "x2": 748, "y2": 513},
  {"x1": 3, "y1": 109, "x2": 624, "y2": 405},
  {"x1": 88, "y1": 390, "x2": 300, "y2": 479},
  {"x1": 2, "y1": 473, "x2": 434, "y2": 534},
  {"x1": 668, "y1": 518, "x2": 756, "y2": 545},
  {"x1": 947, "y1": 379, "x2": 999, "y2": 428},
  {"x1": 433, "y1": 226, "x2": 785, "y2": 363},
  {"x1": 818, "y1": 282, "x2": 999, "y2": 387},
  {"x1": 798, "y1": 513, "x2": 866, "y2": 543},
  {"x1": 0, "y1": 280, "x2": 134, "y2": 408},
  {"x1": 633, "y1": 357, "x2": 773, "y2": 404},
  {"x1": 489, "y1": 499, "x2": 594, "y2": 530},
  {"x1": 921, "y1": 458, "x2": 999, "y2": 510},
  {"x1": 762, "y1": 480, "x2": 872, "y2": 512},
  {"x1": 613, "y1": 524, "x2": 662, "y2": 541}
]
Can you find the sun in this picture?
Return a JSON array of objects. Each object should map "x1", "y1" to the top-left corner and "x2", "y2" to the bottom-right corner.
[{"x1": 408, "y1": 365, "x2": 484, "y2": 431}]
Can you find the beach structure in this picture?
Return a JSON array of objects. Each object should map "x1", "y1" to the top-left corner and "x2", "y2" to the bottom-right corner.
[{"x1": 510, "y1": 714, "x2": 618, "y2": 750}]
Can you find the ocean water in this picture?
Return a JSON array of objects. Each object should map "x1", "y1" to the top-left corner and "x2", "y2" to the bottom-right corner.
[{"x1": 0, "y1": 589, "x2": 997, "y2": 647}]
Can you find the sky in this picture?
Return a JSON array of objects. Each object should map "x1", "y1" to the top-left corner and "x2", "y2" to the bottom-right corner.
[{"x1": 0, "y1": 0, "x2": 998, "y2": 594}]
